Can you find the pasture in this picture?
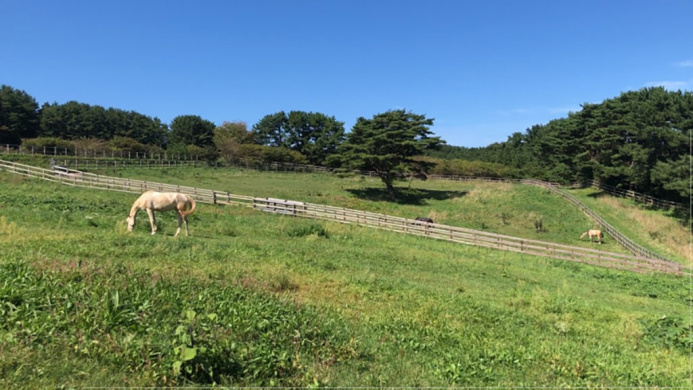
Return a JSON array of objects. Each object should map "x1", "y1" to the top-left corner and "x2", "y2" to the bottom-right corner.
[
  {"x1": 0, "y1": 169, "x2": 690, "y2": 388},
  {"x1": 568, "y1": 187, "x2": 690, "y2": 264},
  {"x1": 95, "y1": 166, "x2": 634, "y2": 253}
]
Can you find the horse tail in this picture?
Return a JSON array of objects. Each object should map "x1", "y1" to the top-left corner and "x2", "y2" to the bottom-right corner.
[{"x1": 181, "y1": 195, "x2": 197, "y2": 217}]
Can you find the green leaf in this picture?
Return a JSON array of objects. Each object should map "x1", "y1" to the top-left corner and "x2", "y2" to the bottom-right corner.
[
  {"x1": 182, "y1": 347, "x2": 197, "y2": 361},
  {"x1": 172, "y1": 360, "x2": 182, "y2": 375}
]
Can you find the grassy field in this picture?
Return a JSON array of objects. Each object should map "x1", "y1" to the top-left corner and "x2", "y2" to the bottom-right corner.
[
  {"x1": 0, "y1": 168, "x2": 690, "y2": 388},
  {"x1": 94, "y1": 166, "x2": 635, "y2": 253},
  {"x1": 567, "y1": 187, "x2": 690, "y2": 264}
]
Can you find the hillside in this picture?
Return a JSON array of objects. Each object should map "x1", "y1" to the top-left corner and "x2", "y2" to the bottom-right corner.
[
  {"x1": 94, "y1": 165, "x2": 688, "y2": 260},
  {"x1": 0, "y1": 168, "x2": 689, "y2": 387}
]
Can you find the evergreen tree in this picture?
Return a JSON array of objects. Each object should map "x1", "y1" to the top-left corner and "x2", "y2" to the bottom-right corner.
[
  {"x1": 329, "y1": 109, "x2": 442, "y2": 200},
  {"x1": 169, "y1": 115, "x2": 216, "y2": 148},
  {"x1": 0, "y1": 85, "x2": 40, "y2": 143}
]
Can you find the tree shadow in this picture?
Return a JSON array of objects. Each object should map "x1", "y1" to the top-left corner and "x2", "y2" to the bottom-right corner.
[
  {"x1": 347, "y1": 187, "x2": 468, "y2": 205},
  {"x1": 586, "y1": 191, "x2": 609, "y2": 199}
]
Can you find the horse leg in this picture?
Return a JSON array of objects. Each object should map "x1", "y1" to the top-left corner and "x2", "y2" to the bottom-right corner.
[
  {"x1": 173, "y1": 212, "x2": 182, "y2": 237},
  {"x1": 146, "y1": 209, "x2": 157, "y2": 235}
]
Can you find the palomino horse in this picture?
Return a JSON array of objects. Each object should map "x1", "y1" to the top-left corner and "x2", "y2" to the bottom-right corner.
[
  {"x1": 580, "y1": 229, "x2": 604, "y2": 244},
  {"x1": 126, "y1": 191, "x2": 197, "y2": 236}
]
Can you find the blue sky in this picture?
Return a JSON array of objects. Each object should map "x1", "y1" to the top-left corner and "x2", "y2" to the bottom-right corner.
[{"x1": 2, "y1": 0, "x2": 692, "y2": 147}]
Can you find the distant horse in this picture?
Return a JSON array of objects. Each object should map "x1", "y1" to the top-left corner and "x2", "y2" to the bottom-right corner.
[
  {"x1": 580, "y1": 229, "x2": 603, "y2": 244},
  {"x1": 126, "y1": 191, "x2": 196, "y2": 236},
  {"x1": 414, "y1": 217, "x2": 434, "y2": 224}
]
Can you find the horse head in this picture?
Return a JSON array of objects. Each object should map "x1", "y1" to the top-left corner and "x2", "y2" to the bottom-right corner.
[{"x1": 126, "y1": 216, "x2": 136, "y2": 232}]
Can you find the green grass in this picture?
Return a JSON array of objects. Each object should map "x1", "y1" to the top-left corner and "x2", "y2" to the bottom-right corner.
[
  {"x1": 0, "y1": 171, "x2": 690, "y2": 388},
  {"x1": 93, "y1": 166, "x2": 630, "y2": 253},
  {"x1": 568, "y1": 187, "x2": 690, "y2": 264}
]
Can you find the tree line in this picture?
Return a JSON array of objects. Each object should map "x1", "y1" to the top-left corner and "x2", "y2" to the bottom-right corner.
[
  {"x1": 0, "y1": 85, "x2": 350, "y2": 166},
  {"x1": 2, "y1": 84, "x2": 691, "y2": 203},
  {"x1": 426, "y1": 87, "x2": 692, "y2": 205},
  {"x1": 0, "y1": 84, "x2": 445, "y2": 199}
]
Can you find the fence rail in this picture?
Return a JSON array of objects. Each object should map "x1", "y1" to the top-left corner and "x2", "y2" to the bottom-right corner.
[
  {"x1": 0, "y1": 143, "x2": 198, "y2": 161},
  {"x1": 591, "y1": 180, "x2": 683, "y2": 210},
  {"x1": 521, "y1": 179, "x2": 673, "y2": 262},
  {"x1": 55, "y1": 159, "x2": 201, "y2": 170},
  {"x1": 1, "y1": 159, "x2": 687, "y2": 276},
  {"x1": 3, "y1": 144, "x2": 687, "y2": 209},
  {"x1": 9, "y1": 157, "x2": 677, "y2": 263}
]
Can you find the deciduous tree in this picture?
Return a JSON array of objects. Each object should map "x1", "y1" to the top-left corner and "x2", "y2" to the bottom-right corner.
[
  {"x1": 213, "y1": 121, "x2": 255, "y2": 165},
  {"x1": 252, "y1": 110, "x2": 345, "y2": 165}
]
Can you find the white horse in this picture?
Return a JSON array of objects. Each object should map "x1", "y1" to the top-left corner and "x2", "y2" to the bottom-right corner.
[
  {"x1": 126, "y1": 191, "x2": 197, "y2": 236},
  {"x1": 580, "y1": 229, "x2": 603, "y2": 244}
]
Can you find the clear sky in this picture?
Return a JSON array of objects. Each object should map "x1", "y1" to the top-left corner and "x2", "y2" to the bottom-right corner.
[{"x1": 2, "y1": 0, "x2": 692, "y2": 147}]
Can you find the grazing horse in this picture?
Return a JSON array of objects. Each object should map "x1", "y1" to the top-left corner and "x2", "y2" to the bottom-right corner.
[
  {"x1": 580, "y1": 229, "x2": 603, "y2": 244},
  {"x1": 414, "y1": 217, "x2": 434, "y2": 223},
  {"x1": 126, "y1": 191, "x2": 196, "y2": 236}
]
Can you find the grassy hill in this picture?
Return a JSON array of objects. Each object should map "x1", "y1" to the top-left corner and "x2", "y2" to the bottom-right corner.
[
  {"x1": 94, "y1": 166, "x2": 635, "y2": 253},
  {"x1": 567, "y1": 187, "x2": 689, "y2": 264},
  {"x1": 0, "y1": 169, "x2": 689, "y2": 388}
]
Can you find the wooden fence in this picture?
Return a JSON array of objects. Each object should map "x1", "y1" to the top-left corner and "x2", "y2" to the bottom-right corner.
[
  {"x1": 0, "y1": 143, "x2": 198, "y2": 161},
  {"x1": 426, "y1": 174, "x2": 676, "y2": 264},
  {"x1": 3, "y1": 145, "x2": 686, "y2": 210},
  {"x1": 1, "y1": 159, "x2": 687, "y2": 276},
  {"x1": 54, "y1": 158, "x2": 332, "y2": 174},
  {"x1": 520, "y1": 179, "x2": 675, "y2": 263},
  {"x1": 591, "y1": 180, "x2": 683, "y2": 210},
  {"x1": 53, "y1": 159, "x2": 201, "y2": 170}
]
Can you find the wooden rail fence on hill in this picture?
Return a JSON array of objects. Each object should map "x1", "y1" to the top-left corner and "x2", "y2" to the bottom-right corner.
[
  {"x1": 0, "y1": 159, "x2": 687, "y2": 276},
  {"x1": 428, "y1": 174, "x2": 676, "y2": 264},
  {"x1": 591, "y1": 180, "x2": 683, "y2": 210},
  {"x1": 520, "y1": 180, "x2": 673, "y2": 263}
]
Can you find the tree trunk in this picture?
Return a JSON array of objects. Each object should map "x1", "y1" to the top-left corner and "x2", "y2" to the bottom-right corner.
[{"x1": 385, "y1": 181, "x2": 397, "y2": 200}]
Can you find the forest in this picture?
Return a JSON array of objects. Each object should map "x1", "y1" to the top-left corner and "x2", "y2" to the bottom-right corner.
[
  {"x1": 426, "y1": 87, "x2": 692, "y2": 204},
  {"x1": 1, "y1": 84, "x2": 691, "y2": 205}
]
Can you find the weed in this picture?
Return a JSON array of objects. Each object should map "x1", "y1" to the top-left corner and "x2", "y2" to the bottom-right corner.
[
  {"x1": 639, "y1": 315, "x2": 692, "y2": 352},
  {"x1": 287, "y1": 223, "x2": 329, "y2": 238}
]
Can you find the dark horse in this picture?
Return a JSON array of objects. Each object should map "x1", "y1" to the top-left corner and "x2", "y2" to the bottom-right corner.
[{"x1": 414, "y1": 217, "x2": 434, "y2": 223}]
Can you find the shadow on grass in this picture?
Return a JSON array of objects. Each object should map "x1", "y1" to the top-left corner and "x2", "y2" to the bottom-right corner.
[
  {"x1": 347, "y1": 187, "x2": 468, "y2": 205},
  {"x1": 586, "y1": 191, "x2": 609, "y2": 199}
]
